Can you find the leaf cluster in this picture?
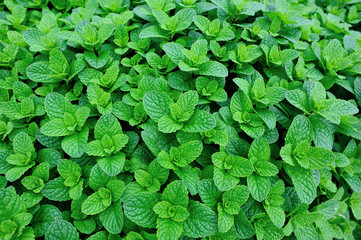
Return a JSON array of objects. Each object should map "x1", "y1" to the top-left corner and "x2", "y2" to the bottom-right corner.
[{"x1": 1, "y1": 0, "x2": 361, "y2": 240}]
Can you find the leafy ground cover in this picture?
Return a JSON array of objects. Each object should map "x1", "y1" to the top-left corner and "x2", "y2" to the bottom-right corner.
[{"x1": 1, "y1": 0, "x2": 361, "y2": 239}]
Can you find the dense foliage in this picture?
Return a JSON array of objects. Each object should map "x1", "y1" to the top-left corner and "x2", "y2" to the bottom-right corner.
[{"x1": 1, "y1": 0, "x2": 361, "y2": 239}]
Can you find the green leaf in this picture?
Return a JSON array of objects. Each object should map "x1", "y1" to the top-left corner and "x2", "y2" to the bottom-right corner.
[
  {"x1": 216, "y1": 28, "x2": 235, "y2": 41},
  {"x1": 350, "y1": 192, "x2": 361, "y2": 220},
  {"x1": 183, "y1": 201, "x2": 218, "y2": 238},
  {"x1": 2, "y1": 2, "x2": 361, "y2": 239},
  {"x1": 21, "y1": 191, "x2": 42, "y2": 208},
  {"x1": 174, "y1": 166, "x2": 200, "y2": 195},
  {"x1": 74, "y1": 107, "x2": 90, "y2": 128},
  {"x1": 139, "y1": 26, "x2": 169, "y2": 39},
  {"x1": 285, "y1": 165, "x2": 316, "y2": 204},
  {"x1": 309, "y1": 116, "x2": 333, "y2": 150},
  {"x1": 247, "y1": 174, "x2": 270, "y2": 202},
  {"x1": 228, "y1": 156, "x2": 253, "y2": 177},
  {"x1": 106, "y1": 180, "x2": 125, "y2": 202},
  {"x1": 163, "y1": 42, "x2": 186, "y2": 65},
  {"x1": 153, "y1": 201, "x2": 173, "y2": 218},
  {"x1": 355, "y1": 76, "x2": 361, "y2": 106},
  {"x1": 41, "y1": 119, "x2": 71, "y2": 137},
  {"x1": 0, "y1": 188, "x2": 26, "y2": 221},
  {"x1": 323, "y1": 39, "x2": 347, "y2": 61},
  {"x1": 94, "y1": 114, "x2": 122, "y2": 139},
  {"x1": 218, "y1": 204, "x2": 234, "y2": 233},
  {"x1": 308, "y1": 147, "x2": 335, "y2": 169},
  {"x1": 6, "y1": 165, "x2": 34, "y2": 182},
  {"x1": 285, "y1": 90, "x2": 309, "y2": 113},
  {"x1": 294, "y1": 225, "x2": 318, "y2": 240},
  {"x1": 264, "y1": 205, "x2": 285, "y2": 228},
  {"x1": 61, "y1": 127, "x2": 89, "y2": 158},
  {"x1": 262, "y1": 87, "x2": 287, "y2": 105},
  {"x1": 315, "y1": 199, "x2": 339, "y2": 220},
  {"x1": 23, "y1": 29, "x2": 46, "y2": 51},
  {"x1": 285, "y1": 115, "x2": 312, "y2": 145},
  {"x1": 194, "y1": 15, "x2": 210, "y2": 33},
  {"x1": 256, "y1": 109, "x2": 276, "y2": 129},
  {"x1": 174, "y1": 8, "x2": 196, "y2": 32},
  {"x1": 45, "y1": 220, "x2": 79, "y2": 240},
  {"x1": 343, "y1": 172, "x2": 361, "y2": 192},
  {"x1": 141, "y1": 129, "x2": 173, "y2": 156},
  {"x1": 89, "y1": 164, "x2": 116, "y2": 191},
  {"x1": 311, "y1": 81, "x2": 326, "y2": 104},
  {"x1": 86, "y1": 140, "x2": 105, "y2": 156},
  {"x1": 99, "y1": 201, "x2": 123, "y2": 234},
  {"x1": 234, "y1": 209, "x2": 255, "y2": 239},
  {"x1": 249, "y1": 137, "x2": 270, "y2": 162},
  {"x1": 13, "y1": 81, "x2": 32, "y2": 101},
  {"x1": 213, "y1": 168, "x2": 239, "y2": 192},
  {"x1": 57, "y1": 159, "x2": 82, "y2": 186},
  {"x1": 13, "y1": 132, "x2": 34, "y2": 155},
  {"x1": 73, "y1": 218, "x2": 96, "y2": 234},
  {"x1": 112, "y1": 102, "x2": 133, "y2": 121},
  {"x1": 44, "y1": 93, "x2": 75, "y2": 120},
  {"x1": 97, "y1": 23, "x2": 116, "y2": 42},
  {"x1": 254, "y1": 161, "x2": 278, "y2": 176},
  {"x1": 329, "y1": 99, "x2": 359, "y2": 116},
  {"x1": 84, "y1": 50, "x2": 109, "y2": 69},
  {"x1": 198, "y1": 61, "x2": 228, "y2": 77},
  {"x1": 198, "y1": 179, "x2": 222, "y2": 207},
  {"x1": 178, "y1": 140, "x2": 203, "y2": 164},
  {"x1": 123, "y1": 192, "x2": 159, "y2": 228},
  {"x1": 26, "y1": 62, "x2": 60, "y2": 83},
  {"x1": 177, "y1": 90, "x2": 198, "y2": 118},
  {"x1": 49, "y1": 50, "x2": 68, "y2": 74},
  {"x1": 98, "y1": 152, "x2": 126, "y2": 176},
  {"x1": 230, "y1": 90, "x2": 253, "y2": 114},
  {"x1": 162, "y1": 180, "x2": 189, "y2": 207},
  {"x1": 33, "y1": 205, "x2": 63, "y2": 237},
  {"x1": 223, "y1": 185, "x2": 249, "y2": 207},
  {"x1": 82, "y1": 192, "x2": 109, "y2": 215},
  {"x1": 143, "y1": 91, "x2": 173, "y2": 121},
  {"x1": 157, "y1": 218, "x2": 183, "y2": 240},
  {"x1": 182, "y1": 110, "x2": 216, "y2": 132},
  {"x1": 135, "y1": 169, "x2": 160, "y2": 192},
  {"x1": 42, "y1": 178, "x2": 71, "y2": 202},
  {"x1": 158, "y1": 115, "x2": 183, "y2": 133}
]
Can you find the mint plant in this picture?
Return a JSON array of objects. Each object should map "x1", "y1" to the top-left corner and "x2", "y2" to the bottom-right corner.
[{"x1": 1, "y1": 0, "x2": 361, "y2": 239}]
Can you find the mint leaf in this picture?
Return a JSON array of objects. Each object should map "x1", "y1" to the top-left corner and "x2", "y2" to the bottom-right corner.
[
  {"x1": 198, "y1": 61, "x2": 228, "y2": 77},
  {"x1": 285, "y1": 165, "x2": 316, "y2": 204},
  {"x1": 285, "y1": 89, "x2": 310, "y2": 113},
  {"x1": 42, "y1": 178, "x2": 71, "y2": 202},
  {"x1": 285, "y1": 115, "x2": 312, "y2": 145},
  {"x1": 143, "y1": 91, "x2": 173, "y2": 121},
  {"x1": 234, "y1": 209, "x2": 255, "y2": 239},
  {"x1": 45, "y1": 220, "x2": 79, "y2": 240},
  {"x1": 247, "y1": 174, "x2": 270, "y2": 202},
  {"x1": 61, "y1": 127, "x2": 89, "y2": 158},
  {"x1": 27, "y1": 62, "x2": 60, "y2": 83},
  {"x1": 33, "y1": 205, "x2": 63, "y2": 237},
  {"x1": 44, "y1": 92, "x2": 75, "y2": 120},
  {"x1": 98, "y1": 152, "x2": 126, "y2": 176},
  {"x1": 99, "y1": 201, "x2": 124, "y2": 234},
  {"x1": 162, "y1": 180, "x2": 189, "y2": 207},
  {"x1": 163, "y1": 43, "x2": 186, "y2": 65},
  {"x1": 183, "y1": 201, "x2": 217, "y2": 238},
  {"x1": 123, "y1": 192, "x2": 159, "y2": 228},
  {"x1": 157, "y1": 218, "x2": 183, "y2": 240},
  {"x1": 182, "y1": 110, "x2": 216, "y2": 132},
  {"x1": 81, "y1": 192, "x2": 109, "y2": 215}
]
